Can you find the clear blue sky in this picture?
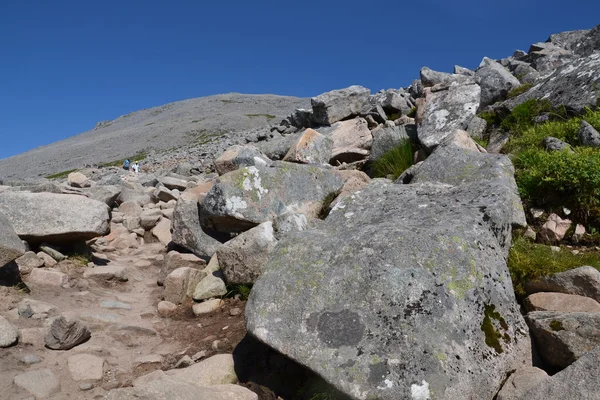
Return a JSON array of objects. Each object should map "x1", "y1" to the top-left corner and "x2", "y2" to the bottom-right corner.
[{"x1": 1, "y1": 1, "x2": 599, "y2": 160}]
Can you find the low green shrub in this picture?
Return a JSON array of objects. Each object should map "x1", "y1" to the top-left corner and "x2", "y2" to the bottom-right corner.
[
  {"x1": 225, "y1": 284, "x2": 252, "y2": 301},
  {"x1": 103, "y1": 150, "x2": 148, "y2": 167},
  {"x1": 386, "y1": 112, "x2": 401, "y2": 121},
  {"x1": 371, "y1": 140, "x2": 414, "y2": 180},
  {"x1": 514, "y1": 147, "x2": 600, "y2": 222},
  {"x1": 506, "y1": 83, "x2": 533, "y2": 99},
  {"x1": 500, "y1": 99, "x2": 559, "y2": 133},
  {"x1": 508, "y1": 236, "x2": 600, "y2": 298},
  {"x1": 45, "y1": 169, "x2": 78, "y2": 179}
]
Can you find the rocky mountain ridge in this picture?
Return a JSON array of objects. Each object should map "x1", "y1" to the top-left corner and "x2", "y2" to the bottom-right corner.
[{"x1": 0, "y1": 24, "x2": 599, "y2": 400}]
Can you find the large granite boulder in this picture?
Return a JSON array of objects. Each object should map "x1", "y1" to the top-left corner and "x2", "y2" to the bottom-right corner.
[
  {"x1": 0, "y1": 192, "x2": 110, "y2": 243},
  {"x1": 214, "y1": 145, "x2": 270, "y2": 176},
  {"x1": 0, "y1": 212, "x2": 26, "y2": 267},
  {"x1": 476, "y1": 57, "x2": 521, "y2": 108},
  {"x1": 370, "y1": 125, "x2": 411, "y2": 161},
  {"x1": 202, "y1": 162, "x2": 344, "y2": 233},
  {"x1": 370, "y1": 89, "x2": 414, "y2": 115},
  {"x1": 317, "y1": 117, "x2": 372, "y2": 164},
  {"x1": 283, "y1": 129, "x2": 333, "y2": 165},
  {"x1": 247, "y1": 161, "x2": 530, "y2": 399},
  {"x1": 311, "y1": 86, "x2": 370, "y2": 126},
  {"x1": 526, "y1": 311, "x2": 600, "y2": 368},
  {"x1": 417, "y1": 83, "x2": 481, "y2": 152},
  {"x1": 171, "y1": 197, "x2": 225, "y2": 260},
  {"x1": 81, "y1": 185, "x2": 121, "y2": 206}
]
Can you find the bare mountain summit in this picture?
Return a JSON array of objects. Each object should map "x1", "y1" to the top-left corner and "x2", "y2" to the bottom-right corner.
[{"x1": 0, "y1": 93, "x2": 309, "y2": 180}]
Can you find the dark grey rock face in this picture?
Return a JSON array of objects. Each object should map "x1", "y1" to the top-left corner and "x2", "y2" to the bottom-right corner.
[
  {"x1": 202, "y1": 162, "x2": 343, "y2": 233},
  {"x1": 45, "y1": 316, "x2": 91, "y2": 350},
  {"x1": 246, "y1": 141, "x2": 530, "y2": 400},
  {"x1": 417, "y1": 84, "x2": 480, "y2": 152},
  {"x1": 541, "y1": 137, "x2": 573, "y2": 152},
  {"x1": 171, "y1": 198, "x2": 224, "y2": 260},
  {"x1": 526, "y1": 311, "x2": 600, "y2": 368},
  {"x1": 0, "y1": 191, "x2": 110, "y2": 244},
  {"x1": 579, "y1": 120, "x2": 600, "y2": 147},
  {"x1": 0, "y1": 212, "x2": 26, "y2": 267},
  {"x1": 311, "y1": 86, "x2": 370, "y2": 126},
  {"x1": 476, "y1": 58, "x2": 520, "y2": 108},
  {"x1": 369, "y1": 125, "x2": 410, "y2": 161}
]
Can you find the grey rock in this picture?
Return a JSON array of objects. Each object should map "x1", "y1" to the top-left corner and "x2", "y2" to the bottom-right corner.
[
  {"x1": 67, "y1": 171, "x2": 91, "y2": 188},
  {"x1": 0, "y1": 315, "x2": 18, "y2": 347},
  {"x1": 193, "y1": 272, "x2": 227, "y2": 301},
  {"x1": 0, "y1": 212, "x2": 26, "y2": 267},
  {"x1": 154, "y1": 186, "x2": 177, "y2": 202},
  {"x1": 272, "y1": 213, "x2": 309, "y2": 239},
  {"x1": 19, "y1": 353, "x2": 42, "y2": 365},
  {"x1": 13, "y1": 369, "x2": 61, "y2": 399},
  {"x1": 67, "y1": 353, "x2": 105, "y2": 381},
  {"x1": 83, "y1": 265, "x2": 128, "y2": 282},
  {"x1": 139, "y1": 209, "x2": 163, "y2": 230},
  {"x1": 369, "y1": 125, "x2": 411, "y2": 161},
  {"x1": 317, "y1": 117, "x2": 372, "y2": 164},
  {"x1": 467, "y1": 116, "x2": 487, "y2": 140},
  {"x1": 0, "y1": 191, "x2": 110, "y2": 244},
  {"x1": 202, "y1": 162, "x2": 343, "y2": 233},
  {"x1": 311, "y1": 85, "x2": 370, "y2": 125},
  {"x1": 247, "y1": 147, "x2": 530, "y2": 400},
  {"x1": 217, "y1": 221, "x2": 278, "y2": 284},
  {"x1": 547, "y1": 28, "x2": 591, "y2": 53},
  {"x1": 526, "y1": 311, "x2": 600, "y2": 368},
  {"x1": 541, "y1": 136, "x2": 573, "y2": 152},
  {"x1": 15, "y1": 251, "x2": 44, "y2": 274},
  {"x1": 39, "y1": 245, "x2": 66, "y2": 261},
  {"x1": 524, "y1": 292, "x2": 600, "y2": 313},
  {"x1": 371, "y1": 89, "x2": 414, "y2": 115},
  {"x1": 106, "y1": 379, "x2": 257, "y2": 400},
  {"x1": 171, "y1": 197, "x2": 224, "y2": 259},
  {"x1": 45, "y1": 316, "x2": 91, "y2": 350},
  {"x1": 175, "y1": 355, "x2": 194, "y2": 368},
  {"x1": 256, "y1": 131, "x2": 302, "y2": 160},
  {"x1": 454, "y1": 65, "x2": 475, "y2": 76},
  {"x1": 525, "y1": 266, "x2": 600, "y2": 302},
  {"x1": 100, "y1": 300, "x2": 132, "y2": 310},
  {"x1": 214, "y1": 145, "x2": 270, "y2": 175},
  {"x1": 289, "y1": 108, "x2": 313, "y2": 129},
  {"x1": 518, "y1": 345, "x2": 600, "y2": 400},
  {"x1": 420, "y1": 66, "x2": 468, "y2": 87},
  {"x1": 164, "y1": 267, "x2": 206, "y2": 304},
  {"x1": 528, "y1": 42, "x2": 576, "y2": 73},
  {"x1": 578, "y1": 120, "x2": 600, "y2": 147},
  {"x1": 283, "y1": 129, "x2": 333, "y2": 165},
  {"x1": 417, "y1": 83, "x2": 481, "y2": 152},
  {"x1": 510, "y1": 62, "x2": 540, "y2": 84},
  {"x1": 496, "y1": 367, "x2": 549, "y2": 400},
  {"x1": 476, "y1": 57, "x2": 521, "y2": 108},
  {"x1": 158, "y1": 250, "x2": 207, "y2": 286},
  {"x1": 81, "y1": 185, "x2": 121, "y2": 206}
]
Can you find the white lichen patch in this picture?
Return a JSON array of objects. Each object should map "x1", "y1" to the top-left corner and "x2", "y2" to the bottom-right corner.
[
  {"x1": 241, "y1": 166, "x2": 269, "y2": 199},
  {"x1": 225, "y1": 196, "x2": 248, "y2": 212},
  {"x1": 344, "y1": 212, "x2": 355, "y2": 219},
  {"x1": 411, "y1": 380, "x2": 430, "y2": 400},
  {"x1": 253, "y1": 156, "x2": 268, "y2": 166},
  {"x1": 431, "y1": 109, "x2": 450, "y2": 129},
  {"x1": 377, "y1": 379, "x2": 394, "y2": 390}
]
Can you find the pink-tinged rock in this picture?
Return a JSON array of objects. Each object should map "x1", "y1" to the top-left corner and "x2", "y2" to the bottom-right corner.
[
  {"x1": 27, "y1": 268, "x2": 68, "y2": 287},
  {"x1": 152, "y1": 218, "x2": 172, "y2": 245},
  {"x1": 524, "y1": 292, "x2": 600, "y2": 313},
  {"x1": 283, "y1": 128, "x2": 333, "y2": 165},
  {"x1": 538, "y1": 213, "x2": 572, "y2": 244}
]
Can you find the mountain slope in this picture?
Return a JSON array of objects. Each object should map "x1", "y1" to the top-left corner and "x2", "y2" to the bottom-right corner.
[{"x1": 0, "y1": 93, "x2": 309, "y2": 180}]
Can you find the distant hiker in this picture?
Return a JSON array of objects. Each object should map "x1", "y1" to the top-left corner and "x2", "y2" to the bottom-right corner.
[
  {"x1": 123, "y1": 159, "x2": 130, "y2": 171},
  {"x1": 133, "y1": 161, "x2": 139, "y2": 174}
]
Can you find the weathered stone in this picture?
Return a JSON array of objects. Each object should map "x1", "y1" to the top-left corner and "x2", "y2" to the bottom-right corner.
[
  {"x1": 27, "y1": 268, "x2": 68, "y2": 287},
  {"x1": 420, "y1": 66, "x2": 472, "y2": 87},
  {"x1": 541, "y1": 136, "x2": 573, "y2": 152},
  {"x1": 157, "y1": 300, "x2": 177, "y2": 317},
  {"x1": 466, "y1": 116, "x2": 487, "y2": 140},
  {"x1": 15, "y1": 251, "x2": 44, "y2": 274},
  {"x1": 192, "y1": 298, "x2": 224, "y2": 315},
  {"x1": 311, "y1": 85, "x2": 370, "y2": 125},
  {"x1": 317, "y1": 117, "x2": 372, "y2": 164},
  {"x1": 0, "y1": 192, "x2": 110, "y2": 243},
  {"x1": 283, "y1": 128, "x2": 333, "y2": 165},
  {"x1": 193, "y1": 272, "x2": 227, "y2": 301},
  {"x1": 171, "y1": 197, "x2": 223, "y2": 259},
  {"x1": 158, "y1": 250, "x2": 207, "y2": 286},
  {"x1": 572, "y1": 224, "x2": 586, "y2": 243},
  {"x1": 525, "y1": 266, "x2": 600, "y2": 302},
  {"x1": 152, "y1": 217, "x2": 172, "y2": 245},
  {"x1": 18, "y1": 299, "x2": 59, "y2": 318},
  {"x1": 538, "y1": 213, "x2": 572, "y2": 244},
  {"x1": 157, "y1": 176, "x2": 188, "y2": 191},
  {"x1": 524, "y1": 292, "x2": 600, "y2": 313},
  {"x1": 155, "y1": 186, "x2": 177, "y2": 202},
  {"x1": 13, "y1": 369, "x2": 61, "y2": 399},
  {"x1": 579, "y1": 120, "x2": 600, "y2": 147},
  {"x1": 215, "y1": 145, "x2": 270, "y2": 175},
  {"x1": 164, "y1": 267, "x2": 206, "y2": 304},
  {"x1": 164, "y1": 354, "x2": 238, "y2": 386},
  {"x1": 0, "y1": 212, "x2": 26, "y2": 267},
  {"x1": 496, "y1": 367, "x2": 549, "y2": 400},
  {"x1": 37, "y1": 251, "x2": 57, "y2": 267},
  {"x1": 217, "y1": 222, "x2": 278, "y2": 284},
  {"x1": 81, "y1": 185, "x2": 121, "y2": 206},
  {"x1": 139, "y1": 209, "x2": 162, "y2": 230},
  {"x1": 417, "y1": 83, "x2": 481, "y2": 152},
  {"x1": 476, "y1": 57, "x2": 521, "y2": 108},
  {"x1": 106, "y1": 379, "x2": 257, "y2": 400},
  {"x1": 272, "y1": 213, "x2": 309, "y2": 239},
  {"x1": 526, "y1": 311, "x2": 600, "y2": 368},
  {"x1": 519, "y1": 345, "x2": 600, "y2": 400},
  {"x1": 68, "y1": 353, "x2": 105, "y2": 381},
  {"x1": 247, "y1": 179, "x2": 530, "y2": 399},
  {"x1": 180, "y1": 181, "x2": 215, "y2": 202},
  {"x1": 256, "y1": 131, "x2": 303, "y2": 160},
  {"x1": 83, "y1": 265, "x2": 128, "y2": 282},
  {"x1": 454, "y1": 65, "x2": 475, "y2": 76},
  {"x1": 68, "y1": 171, "x2": 91, "y2": 188},
  {"x1": 369, "y1": 124, "x2": 411, "y2": 162},
  {"x1": 0, "y1": 315, "x2": 18, "y2": 347},
  {"x1": 45, "y1": 316, "x2": 91, "y2": 350},
  {"x1": 202, "y1": 162, "x2": 343, "y2": 233},
  {"x1": 122, "y1": 216, "x2": 140, "y2": 231}
]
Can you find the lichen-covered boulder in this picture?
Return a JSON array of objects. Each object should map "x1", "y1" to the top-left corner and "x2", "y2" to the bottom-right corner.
[
  {"x1": 311, "y1": 85, "x2": 370, "y2": 126},
  {"x1": 0, "y1": 191, "x2": 110, "y2": 244},
  {"x1": 283, "y1": 129, "x2": 333, "y2": 165},
  {"x1": 202, "y1": 162, "x2": 343, "y2": 233},
  {"x1": 247, "y1": 178, "x2": 530, "y2": 399},
  {"x1": 476, "y1": 57, "x2": 520, "y2": 108},
  {"x1": 214, "y1": 145, "x2": 270, "y2": 176},
  {"x1": 417, "y1": 83, "x2": 480, "y2": 152}
]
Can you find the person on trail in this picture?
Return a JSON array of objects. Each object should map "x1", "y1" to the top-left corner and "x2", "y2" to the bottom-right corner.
[
  {"x1": 133, "y1": 161, "x2": 139, "y2": 174},
  {"x1": 123, "y1": 159, "x2": 130, "y2": 171}
]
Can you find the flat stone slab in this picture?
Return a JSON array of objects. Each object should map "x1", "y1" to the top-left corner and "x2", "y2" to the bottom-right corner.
[
  {"x1": 13, "y1": 368, "x2": 61, "y2": 398},
  {"x1": 83, "y1": 265, "x2": 128, "y2": 281},
  {"x1": 67, "y1": 353, "x2": 105, "y2": 381},
  {"x1": 524, "y1": 292, "x2": 600, "y2": 313}
]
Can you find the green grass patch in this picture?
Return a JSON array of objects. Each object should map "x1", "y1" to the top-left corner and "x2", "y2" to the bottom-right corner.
[
  {"x1": 245, "y1": 113, "x2": 276, "y2": 120},
  {"x1": 406, "y1": 107, "x2": 417, "y2": 118},
  {"x1": 473, "y1": 137, "x2": 489, "y2": 149},
  {"x1": 506, "y1": 83, "x2": 533, "y2": 99},
  {"x1": 386, "y1": 112, "x2": 401, "y2": 121},
  {"x1": 507, "y1": 236, "x2": 600, "y2": 298},
  {"x1": 371, "y1": 140, "x2": 414, "y2": 180},
  {"x1": 225, "y1": 284, "x2": 252, "y2": 301},
  {"x1": 103, "y1": 151, "x2": 148, "y2": 167},
  {"x1": 45, "y1": 169, "x2": 79, "y2": 179}
]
